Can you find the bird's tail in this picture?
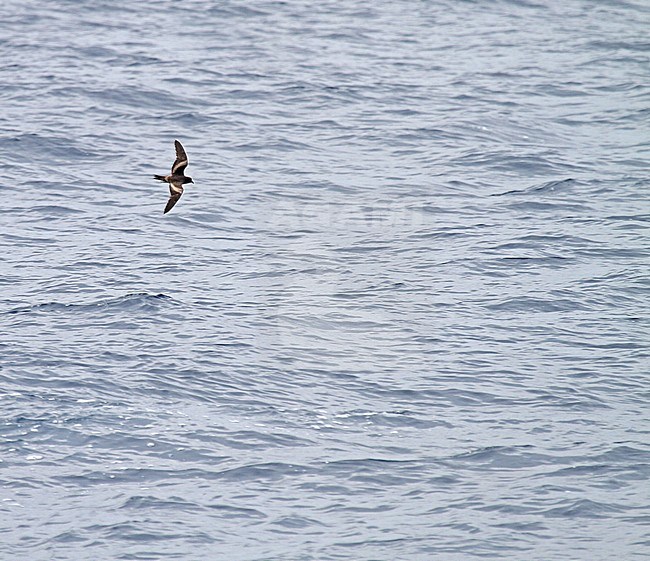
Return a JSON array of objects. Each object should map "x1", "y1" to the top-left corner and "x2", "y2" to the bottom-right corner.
[{"x1": 153, "y1": 174, "x2": 166, "y2": 181}]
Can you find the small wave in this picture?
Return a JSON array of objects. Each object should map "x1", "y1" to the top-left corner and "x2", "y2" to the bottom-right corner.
[
  {"x1": 5, "y1": 293, "x2": 175, "y2": 315},
  {"x1": 0, "y1": 133, "x2": 99, "y2": 162},
  {"x1": 493, "y1": 178, "x2": 576, "y2": 197},
  {"x1": 485, "y1": 296, "x2": 589, "y2": 312},
  {"x1": 541, "y1": 498, "x2": 628, "y2": 519}
]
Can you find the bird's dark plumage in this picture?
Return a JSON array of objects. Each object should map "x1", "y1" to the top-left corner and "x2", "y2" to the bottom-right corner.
[
  {"x1": 164, "y1": 184, "x2": 184, "y2": 214},
  {"x1": 153, "y1": 140, "x2": 194, "y2": 214},
  {"x1": 172, "y1": 140, "x2": 188, "y2": 175}
]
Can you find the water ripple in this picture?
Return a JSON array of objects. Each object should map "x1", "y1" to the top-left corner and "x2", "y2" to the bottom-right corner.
[{"x1": 1, "y1": 0, "x2": 648, "y2": 560}]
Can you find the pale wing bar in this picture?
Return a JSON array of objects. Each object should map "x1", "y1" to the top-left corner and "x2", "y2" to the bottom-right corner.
[
  {"x1": 171, "y1": 140, "x2": 189, "y2": 175},
  {"x1": 164, "y1": 184, "x2": 184, "y2": 214}
]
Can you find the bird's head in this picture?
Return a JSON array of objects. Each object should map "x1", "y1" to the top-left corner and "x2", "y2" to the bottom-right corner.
[{"x1": 185, "y1": 177, "x2": 194, "y2": 184}]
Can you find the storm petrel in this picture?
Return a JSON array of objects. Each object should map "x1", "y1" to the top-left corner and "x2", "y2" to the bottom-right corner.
[{"x1": 153, "y1": 140, "x2": 194, "y2": 214}]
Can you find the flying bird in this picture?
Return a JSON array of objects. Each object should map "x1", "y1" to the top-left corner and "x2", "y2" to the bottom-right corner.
[{"x1": 153, "y1": 140, "x2": 194, "y2": 214}]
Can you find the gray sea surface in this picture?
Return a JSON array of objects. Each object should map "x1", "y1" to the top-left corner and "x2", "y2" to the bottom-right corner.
[{"x1": 1, "y1": 1, "x2": 649, "y2": 560}]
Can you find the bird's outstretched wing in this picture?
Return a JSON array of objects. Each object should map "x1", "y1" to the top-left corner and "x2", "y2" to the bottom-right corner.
[
  {"x1": 164, "y1": 183, "x2": 184, "y2": 214},
  {"x1": 171, "y1": 140, "x2": 189, "y2": 175}
]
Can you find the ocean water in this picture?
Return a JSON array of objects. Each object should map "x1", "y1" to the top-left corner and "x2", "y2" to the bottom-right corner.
[{"x1": 1, "y1": 1, "x2": 649, "y2": 560}]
